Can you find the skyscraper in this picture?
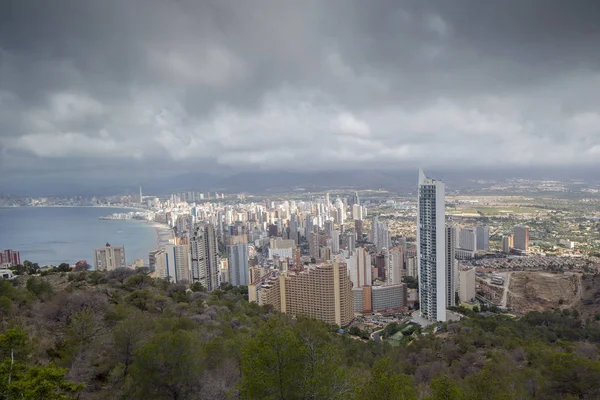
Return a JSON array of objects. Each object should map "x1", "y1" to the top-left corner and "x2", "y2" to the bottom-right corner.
[
  {"x1": 417, "y1": 170, "x2": 447, "y2": 322},
  {"x1": 502, "y1": 235, "x2": 514, "y2": 253},
  {"x1": 446, "y1": 225, "x2": 456, "y2": 308},
  {"x1": 513, "y1": 225, "x2": 530, "y2": 251},
  {"x1": 164, "y1": 244, "x2": 191, "y2": 283},
  {"x1": 228, "y1": 241, "x2": 249, "y2": 286},
  {"x1": 346, "y1": 247, "x2": 371, "y2": 288},
  {"x1": 388, "y1": 246, "x2": 404, "y2": 285},
  {"x1": 476, "y1": 225, "x2": 489, "y2": 250},
  {"x1": 190, "y1": 224, "x2": 220, "y2": 291}
]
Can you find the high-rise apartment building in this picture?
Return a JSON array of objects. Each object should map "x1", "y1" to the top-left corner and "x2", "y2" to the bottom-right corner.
[
  {"x1": 446, "y1": 225, "x2": 456, "y2": 308},
  {"x1": 354, "y1": 220, "x2": 363, "y2": 240},
  {"x1": 289, "y1": 214, "x2": 299, "y2": 244},
  {"x1": 94, "y1": 244, "x2": 126, "y2": 271},
  {"x1": 152, "y1": 250, "x2": 168, "y2": 279},
  {"x1": 417, "y1": 170, "x2": 448, "y2": 322},
  {"x1": 476, "y1": 225, "x2": 489, "y2": 251},
  {"x1": 148, "y1": 249, "x2": 162, "y2": 272},
  {"x1": 459, "y1": 268, "x2": 476, "y2": 303},
  {"x1": 190, "y1": 224, "x2": 220, "y2": 291},
  {"x1": 309, "y1": 229, "x2": 320, "y2": 260},
  {"x1": 164, "y1": 244, "x2": 191, "y2": 283},
  {"x1": 352, "y1": 204, "x2": 363, "y2": 220},
  {"x1": 227, "y1": 241, "x2": 249, "y2": 286},
  {"x1": 388, "y1": 246, "x2": 404, "y2": 284},
  {"x1": 456, "y1": 226, "x2": 476, "y2": 259},
  {"x1": 331, "y1": 230, "x2": 340, "y2": 254},
  {"x1": 250, "y1": 263, "x2": 354, "y2": 327},
  {"x1": 513, "y1": 225, "x2": 530, "y2": 251},
  {"x1": 502, "y1": 235, "x2": 514, "y2": 253},
  {"x1": 346, "y1": 247, "x2": 371, "y2": 288},
  {"x1": 0, "y1": 250, "x2": 20, "y2": 267}
]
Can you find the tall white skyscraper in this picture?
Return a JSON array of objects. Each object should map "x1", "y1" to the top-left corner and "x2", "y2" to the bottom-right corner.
[
  {"x1": 445, "y1": 225, "x2": 456, "y2": 308},
  {"x1": 190, "y1": 224, "x2": 220, "y2": 291},
  {"x1": 227, "y1": 242, "x2": 249, "y2": 286},
  {"x1": 417, "y1": 170, "x2": 447, "y2": 322}
]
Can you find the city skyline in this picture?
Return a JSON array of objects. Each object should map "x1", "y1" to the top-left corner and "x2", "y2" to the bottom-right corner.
[{"x1": 2, "y1": 1, "x2": 600, "y2": 194}]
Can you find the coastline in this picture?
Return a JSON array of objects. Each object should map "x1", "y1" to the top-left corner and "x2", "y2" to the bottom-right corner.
[
  {"x1": 136, "y1": 220, "x2": 174, "y2": 249},
  {"x1": 0, "y1": 205, "x2": 148, "y2": 212}
]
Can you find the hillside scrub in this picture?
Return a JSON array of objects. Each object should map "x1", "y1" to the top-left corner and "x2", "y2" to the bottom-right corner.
[{"x1": 1, "y1": 270, "x2": 600, "y2": 399}]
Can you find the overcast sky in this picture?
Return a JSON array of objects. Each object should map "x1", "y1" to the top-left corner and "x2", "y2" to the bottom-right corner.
[{"x1": 1, "y1": 0, "x2": 600, "y2": 187}]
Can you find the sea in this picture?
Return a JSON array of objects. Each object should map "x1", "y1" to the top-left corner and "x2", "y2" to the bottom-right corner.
[{"x1": 0, "y1": 207, "x2": 158, "y2": 266}]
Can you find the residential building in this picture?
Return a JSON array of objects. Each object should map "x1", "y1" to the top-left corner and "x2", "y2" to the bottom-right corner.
[
  {"x1": 346, "y1": 247, "x2": 371, "y2": 288},
  {"x1": 331, "y1": 229, "x2": 340, "y2": 254},
  {"x1": 190, "y1": 224, "x2": 220, "y2": 291},
  {"x1": 417, "y1": 169, "x2": 448, "y2": 322},
  {"x1": 353, "y1": 284, "x2": 407, "y2": 314},
  {"x1": 476, "y1": 225, "x2": 490, "y2": 251},
  {"x1": 164, "y1": 244, "x2": 191, "y2": 282},
  {"x1": 446, "y1": 225, "x2": 456, "y2": 308},
  {"x1": 352, "y1": 204, "x2": 363, "y2": 220},
  {"x1": 514, "y1": 225, "x2": 530, "y2": 251},
  {"x1": 388, "y1": 246, "x2": 404, "y2": 284},
  {"x1": 355, "y1": 219, "x2": 363, "y2": 240},
  {"x1": 148, "y1": 249, "x2": 163, "y2": 272},
  {"x1": 372, "y1": 284, "x2": 407, "y2": 312},
  {"x1": 0, "y1": 250, "x2": 20, "y2": 267},
  {"x1": 502, "y1": 235, "x2": 514, "y2": 254},
  {"x1": 94, "y1": 244, "x2": 126, "y2": 271},
  {"x1": 459, "y1": 268, "x2": 476, "y2": 303},
  {"x1": 250, "y1": 263, "x2": 354, "y2": 327},
  {"x1": 228, "y1": 241, "x2": 249, "y2": 286},
  {"x1": 152, "y1": 250, "x2": 168, "y2": 280}
]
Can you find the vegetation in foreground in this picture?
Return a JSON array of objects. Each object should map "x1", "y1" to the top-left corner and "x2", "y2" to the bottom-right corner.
[{"x1": 1, "y1": 268, "x2": 600, "y2": 399}]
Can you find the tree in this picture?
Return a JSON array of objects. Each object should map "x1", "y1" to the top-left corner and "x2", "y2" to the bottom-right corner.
[
  {"x1": 2, "y1": 363, "x2": 83, "y2": 399},
  {"x1": 124, "y1": 274, "x2": 153, "y2": 290},
  {"x1": 0, "y1": 329, "x2": 82, "y2": 399},
  {"x1": 26, "y1": 277, "x2": 54, "y2": 301},
  {"x1": 56, "y1": 263, "x2": 72, "y2": 272},
  {"x1": 73, "y1": 260, "x2": 91, "y2": 272},
  {"x1": 241, "y1": 317, "x2": 304, "y2": 399},
  {"x1": 357, "y1": 358, "x2": 417, "y2": 400},
  {"x1": 428, "y1": 375, "x2": 463, "y2": 400},
  {"x1": 127, "y1": 330, "x2": 204, "y2": 399}
]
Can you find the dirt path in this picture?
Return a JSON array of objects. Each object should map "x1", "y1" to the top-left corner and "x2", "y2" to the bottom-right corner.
[{"x1": 501, "y1": 272, "x2": 512, "y2": 308}]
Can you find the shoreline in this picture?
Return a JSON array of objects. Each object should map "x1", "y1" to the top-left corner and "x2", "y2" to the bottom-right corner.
[
  {"x1": 136, "y1": 219, "x2": 174, "y2": 249},
  {"x1": 0, "y1": 205, "x2": 148, "y2": 212}
]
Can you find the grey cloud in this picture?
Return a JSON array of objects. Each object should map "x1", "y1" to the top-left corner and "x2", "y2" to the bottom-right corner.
[{"x1": 1, "y1": 0, "x2": 600, "y2": 186}]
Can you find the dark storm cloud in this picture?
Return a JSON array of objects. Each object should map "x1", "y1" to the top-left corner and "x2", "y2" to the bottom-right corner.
[{"x1": 1, "y1": 0, "x2": 600, "y2": 183}]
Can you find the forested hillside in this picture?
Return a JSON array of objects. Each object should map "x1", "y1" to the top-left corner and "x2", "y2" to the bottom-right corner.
[{"x1": 1, "y1": 268, "x2": 600, "y2": 399}]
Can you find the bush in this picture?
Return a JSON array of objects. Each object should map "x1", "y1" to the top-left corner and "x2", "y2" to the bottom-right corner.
[{"x1": 26, "y1": 277, "x2": 54, "y2": 301}]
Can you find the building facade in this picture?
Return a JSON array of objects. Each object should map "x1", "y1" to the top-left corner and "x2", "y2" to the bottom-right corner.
[
  {"x1": 514, "y1": 225, "x2": 530, "y2": 251},
  {"x1": 94, "y1": 244, "x2": 126, "y2": 271},
  {"x1": 250, "y1": 263, "x2": 354, "y2": 327},
  {"x1": 417, "y1": 170, "x2": 447, "y2": 322},
  {"x1": 228, "y1": 242, "x2": 249, "y2": 286},
  {"x1": 164, "y1": 244, "x2": 191, "y2": 283},
  {"x1": 190, "y1": 224, "x2": 220, "y2": 291},
  {"x1": 459, "y1": 268, "x2": 476, "y2": 303},
  {"x1": 0, "y1": 250, "x2": 20, "y2": 267}
]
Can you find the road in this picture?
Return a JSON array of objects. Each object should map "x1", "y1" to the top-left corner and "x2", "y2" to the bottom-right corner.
[
  {"x1": 500, "y1": 271, "x2": 512, "y2": 308},
  {"x1": 371, "y1": 329, "x2": 384, "y2": 343}
]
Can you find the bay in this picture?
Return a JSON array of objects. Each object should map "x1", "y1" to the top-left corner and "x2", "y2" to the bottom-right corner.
[{"x1": 0, "y1": 207, "x2": 158, "y2": 266}]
